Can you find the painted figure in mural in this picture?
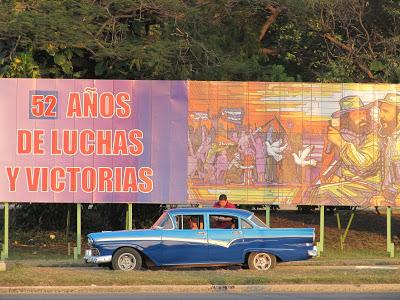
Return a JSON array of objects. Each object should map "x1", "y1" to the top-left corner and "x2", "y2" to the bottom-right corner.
[
  {"x1": 196, "y1": 125, "x2": 212, "y2": 181},
  {"x1": 265, "y1": 126, "x2": 288, "y2": 183},
  {"x1": 265, "y1": 126, "x2": 277, "y2": 183},
  {"x1": 378, "y1": 93, "x2": 400, "y2": 205},
  {"x1": 215, "y1": 148, "x2": 229, "y2": 184},
  {"x1": 204, "y1": 143, "x2": 220, "y2": 183},
  {"x1": 242, "y1": 150, "x2": 255, "y2": 185},
  {"x1": 226, "y1": 152, "x2": 245, "y2": 184},
  {"x1": 210, "y1": 114, "x2": 219, "y2": 143},
  {"x1": 187, "y1": 130, "x2": 197, "y2": 178},
  {"x1": 229, "y1": 127, "x2": 240, "y2": 143},
  {"x1": 307, "y1": 96, "x2": 380, "y2": 206},
  {"x1": 238, "y1": 127, "x2": 261, "y2": 152},
  {"x1": 238, "y1": 127, "x2": 259, "y2": 185},
  {"x1": 250, "y1": 130, "x2": 267, "y2": 183}
]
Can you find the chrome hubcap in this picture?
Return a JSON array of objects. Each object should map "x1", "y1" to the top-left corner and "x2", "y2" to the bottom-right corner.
[
  {"x1": 117, "y1": 253, "x2": 136, "y2": 271},
  {"x1": 253, "y1": 253, "x2": 272, "y2": 270}
]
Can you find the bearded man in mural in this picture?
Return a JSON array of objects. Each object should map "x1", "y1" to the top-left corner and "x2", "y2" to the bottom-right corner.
[
  {"x1": 307, "y1": 96, "x2": 381, "y2": 206},
  {"x1": 378, "y1": 93, "x2": 400, "y2": 206}
]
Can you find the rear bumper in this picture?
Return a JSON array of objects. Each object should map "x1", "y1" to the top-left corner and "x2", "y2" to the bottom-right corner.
[
  {"x1": 307, "y1": 246, "x2": 318, "y2": 257},
  {"x1": 83, "y1": 249, "x2": 112, "y2": 264}
]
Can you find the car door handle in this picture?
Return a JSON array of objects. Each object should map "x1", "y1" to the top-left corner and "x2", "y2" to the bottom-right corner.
[
  {"x1": 233, "y1": 231, "x2": 243, "y2": 235},
  {"x1": 197, "y1": 231, "x2": 207, "y2": 235}
]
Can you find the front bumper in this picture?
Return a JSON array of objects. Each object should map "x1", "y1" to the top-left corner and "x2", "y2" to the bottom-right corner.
[
  {"x1": 307, "y1": 246, "x2": 318, "y2": 257},
  {"x1": 83, "y1": 249, "x2": 112, "y2": 264}
]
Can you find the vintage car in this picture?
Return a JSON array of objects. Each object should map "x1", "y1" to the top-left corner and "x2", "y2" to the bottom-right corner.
[{"x1": 84, "y1": 208, "x2": 317, "y2": 271}]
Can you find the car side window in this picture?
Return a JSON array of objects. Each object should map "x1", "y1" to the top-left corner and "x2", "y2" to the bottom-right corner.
[
  {"x1": 175, "y1": 215, "x2": 204, "y2": 230},
  {"x1": 159, "y1": 215, "x2": 174, "y2": 229},
  {"x1": 209, "y1": 215, "x2": 239, "y2": 229},
  {"x1": 241, "y1": 219, "x2": 253, "y2": 229}
]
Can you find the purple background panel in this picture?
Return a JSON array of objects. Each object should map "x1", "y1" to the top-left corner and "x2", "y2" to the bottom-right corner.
[
  {"x1": 0, "y1": 79, "x2": 188, "y2": 204},
  {"x1": 53, "y1": 79, "x2": 77, "y2": 203},
  {"x1": 0, "y1": 79, "x2": 17, "y2": 203}
]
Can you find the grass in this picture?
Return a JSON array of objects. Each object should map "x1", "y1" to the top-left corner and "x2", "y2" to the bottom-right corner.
[
  {"x1": 1, "y1": 261, "x2": 400, "y2": 286},
  {"x1": 1, "y1": 209, "x2": 400, "y2": 287}
]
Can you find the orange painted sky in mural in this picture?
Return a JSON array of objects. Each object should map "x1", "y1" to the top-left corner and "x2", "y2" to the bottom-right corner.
[{"x1": 188, "y1": 81, "x2": 400, "y2": 135}]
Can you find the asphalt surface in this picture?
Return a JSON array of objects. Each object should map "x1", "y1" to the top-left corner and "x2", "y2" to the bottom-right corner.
[{"x1": 0, "y1": 294, "x2": 399, "y2": 300}]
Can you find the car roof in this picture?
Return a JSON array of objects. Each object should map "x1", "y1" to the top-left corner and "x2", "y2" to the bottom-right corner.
[{"x1": 167, "y1": 208, "x2": 253, "y2": 218}]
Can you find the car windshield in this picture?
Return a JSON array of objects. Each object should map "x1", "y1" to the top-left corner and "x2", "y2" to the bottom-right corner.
[
  {"x1": 250, "y1": 214, "x2": 268, "y2": 228},
  {"x1": 151, "y1": 212, "x2": 173, "y2": 229}
]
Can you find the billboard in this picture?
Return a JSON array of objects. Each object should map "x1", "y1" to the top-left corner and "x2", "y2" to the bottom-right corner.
[{"x1": 1, "y1": 79, "x2": 400, "y2": 206}]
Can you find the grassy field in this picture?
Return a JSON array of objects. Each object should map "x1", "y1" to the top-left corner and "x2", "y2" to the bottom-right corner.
[
  {"x1": 1, "y1": 261, "x2": 400, "y2": 286},
  {"x1": 1, "y1": 209, "x2": 400, "y2": 287}
]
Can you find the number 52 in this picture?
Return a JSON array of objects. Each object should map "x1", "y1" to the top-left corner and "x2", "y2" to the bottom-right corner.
[{"x1": 31, "y1": 95, "x2": 57, "y2": 117}]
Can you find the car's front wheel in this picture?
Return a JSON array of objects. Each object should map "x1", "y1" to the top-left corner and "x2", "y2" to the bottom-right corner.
[
  {"x1": 112, "y1": 247, "x2": 142, "y2": 271},
  {"x1": 248, "y1": 252, "x2": 276, "y2": 271}
]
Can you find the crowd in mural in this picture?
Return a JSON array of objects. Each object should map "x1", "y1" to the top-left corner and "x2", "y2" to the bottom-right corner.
[
  {"x1": 188, "y1": 117, "x2": 290, "y2": 186},
  {"x1": 188, "y1": 93, "x2": 400, "y2": 207}
]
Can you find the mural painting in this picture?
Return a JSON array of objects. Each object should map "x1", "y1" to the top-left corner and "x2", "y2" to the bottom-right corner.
[{"x1": 188, "y1": 82, "x2": 400, "y2": 206}]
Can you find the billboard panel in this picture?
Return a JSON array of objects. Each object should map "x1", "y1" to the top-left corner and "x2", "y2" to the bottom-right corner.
[
  {"x1": 1, "y1": 79, "x2": 400, "y2": 206},
  {"x1": 0, "y1": 79, "x2": 188, "y2": 203},
  {"x1": 188, "y1": 81, "x2": 400, "y2": 207}
]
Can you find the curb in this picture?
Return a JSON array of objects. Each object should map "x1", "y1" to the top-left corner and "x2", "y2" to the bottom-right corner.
[{"x1": 1, "y1": 284, "x2": 400, "y2": 294}]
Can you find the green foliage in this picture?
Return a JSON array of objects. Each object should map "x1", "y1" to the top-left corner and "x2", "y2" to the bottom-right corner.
[
  {"x1": 0, "y1": 52, "x2": 40, "y2": 78},
  {"x1": 1, "y1": 0, "x2": 400, "y2": 228},
  {"x1": 0, "y1": 0, "x2": 399, "y2": 82}
]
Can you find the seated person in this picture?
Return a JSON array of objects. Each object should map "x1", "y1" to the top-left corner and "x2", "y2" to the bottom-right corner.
[
  {"x1": 189, "y1": 217, "x2": 199, "y2": 230},
  {"x1": 211, "y1": 215, "x2": 238, "y2": 229}
]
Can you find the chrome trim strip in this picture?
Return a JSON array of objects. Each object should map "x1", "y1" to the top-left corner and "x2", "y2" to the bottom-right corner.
[
  {"x1": 97, "y1": 236, "x2": 162, "y2": 242},
  {"x1": 84, "y1": 254, "x2": 112, "y2": 264},
  {"x1": 97, "y1": 234, "x2": 311, "y2": 243},
  {"x1": 163, "y1": 236, "x2": 207, "y2": 244}
]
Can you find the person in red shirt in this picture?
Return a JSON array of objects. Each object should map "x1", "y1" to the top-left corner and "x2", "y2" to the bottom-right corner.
[
  {"x1": 213, "y1": 194, "x2": 236, "y2": 208},
  {"x1": 212, "y1": 194, "x2": 236, "y2": 228}
]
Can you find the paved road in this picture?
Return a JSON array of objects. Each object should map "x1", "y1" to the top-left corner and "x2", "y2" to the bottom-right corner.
[{"x1": 1, "y1": 294, "x2": 399, "y2": 300}]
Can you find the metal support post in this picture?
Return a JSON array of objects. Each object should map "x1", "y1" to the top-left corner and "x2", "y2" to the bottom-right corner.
[
  {"x1": 336, "y1": 208, "x2": 355, "y2": 251},
  {"x1": 74, "y1": 203, "x2": 81, "y2": 260},
  {"x1": 1, "y1": 203, "x2": 9, "y2": 260},
  {"x1": 66, "y1": 206, "x2": 71, "y2": 256},
  {"x1": 265, "y1": 205, "x2": 271, "y2": 227},
  {"x1": 125, "y1": 209, "x2": 128, "y2": 230},
  {"x1": 127, "y1": 203, "x2": 133, "y2": 230},
  {"x1": 317, "y1": 205, "x2": 324, "y2": 256},
  {"x1": 387, "y1": 207, "x2": 395, "y2": 258}
]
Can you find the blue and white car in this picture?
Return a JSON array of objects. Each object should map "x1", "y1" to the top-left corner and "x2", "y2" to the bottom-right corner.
[{"x1": 84, "y1": 208, "x2": 317, "y2": 271}]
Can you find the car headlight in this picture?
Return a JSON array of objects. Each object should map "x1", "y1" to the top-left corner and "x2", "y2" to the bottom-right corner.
[{"x1": 88, "y1": 237, "x2": 94, "y2": 247}]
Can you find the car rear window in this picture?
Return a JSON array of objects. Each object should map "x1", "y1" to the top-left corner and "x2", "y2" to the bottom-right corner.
[
  {"x1": 241, "y1": 219, "x2": 253, "y2": 229},
  {"x1": 250, "y1": 215, "x2": 268, "y2": 228}
]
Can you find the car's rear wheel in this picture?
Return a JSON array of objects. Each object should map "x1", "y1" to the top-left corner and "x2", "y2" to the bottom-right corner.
[
  {"x1": 248, "y1": 252, "x2": 276, "y2": 271},
  {"x1": 112, "y1": 247, "x2": 142, "y2": 271}
]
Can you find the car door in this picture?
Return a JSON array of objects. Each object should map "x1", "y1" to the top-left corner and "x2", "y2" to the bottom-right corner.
[
  {"x1": 207, "y1": 213, "x2": 244, "y2": 264},
  {"x1": 161, "y1": 213, "x2": 209, "y2": 265}
]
